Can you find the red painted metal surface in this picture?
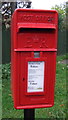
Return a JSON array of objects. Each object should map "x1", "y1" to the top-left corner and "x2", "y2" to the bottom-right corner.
[{"x1": 11, "y1": 9, "x2": 58, "y2": 109}]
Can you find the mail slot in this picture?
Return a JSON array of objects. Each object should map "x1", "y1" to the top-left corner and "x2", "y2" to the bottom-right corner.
[{"x1": 11, "y1": 9, "x2": 58, "y2": 109}]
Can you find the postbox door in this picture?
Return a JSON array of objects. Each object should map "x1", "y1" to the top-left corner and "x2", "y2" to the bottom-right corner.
[{"x1": 17, "y1": 51, "x2": 56, "y2": 106}]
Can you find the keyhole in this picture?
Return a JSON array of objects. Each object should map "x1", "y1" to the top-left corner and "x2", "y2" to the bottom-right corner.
[{"x1": 23, "y1": 78, "x2": 25, "y2": 81}]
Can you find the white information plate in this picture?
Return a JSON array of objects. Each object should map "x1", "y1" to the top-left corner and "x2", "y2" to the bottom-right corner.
[{"x1": 27, "y1": 61, "x2": 44, "y2": 92}]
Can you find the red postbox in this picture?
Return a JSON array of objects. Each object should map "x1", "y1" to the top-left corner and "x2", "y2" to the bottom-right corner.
[{"x1": 11, "y1": 9, "x2": 58, "y2": 109}]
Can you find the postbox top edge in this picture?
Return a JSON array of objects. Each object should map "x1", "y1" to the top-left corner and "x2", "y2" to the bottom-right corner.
[{"x1": 13, "y1": 8, "x2": 58, "y2": 15}]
